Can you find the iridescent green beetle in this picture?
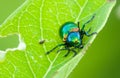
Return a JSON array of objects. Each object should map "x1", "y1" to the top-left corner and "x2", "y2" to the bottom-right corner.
[{"x1": 46, "y1": 14, "x2": 96, "y2": 57}]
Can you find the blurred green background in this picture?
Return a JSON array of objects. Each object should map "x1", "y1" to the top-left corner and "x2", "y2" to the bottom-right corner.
[{"x1": 0, "y1": 0, "x2": 119, "y2": 78}]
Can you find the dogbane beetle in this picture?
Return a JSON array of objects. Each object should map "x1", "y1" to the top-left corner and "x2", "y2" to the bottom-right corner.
[{"x1": 46, "y1": 14, "x2": 96, "y2": 57}]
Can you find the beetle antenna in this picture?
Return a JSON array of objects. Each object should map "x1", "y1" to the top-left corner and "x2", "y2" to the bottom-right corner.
[
  {"x1": 81, "y1": 14, "x2": 96, "y2": 31},
  {"x1": 77, "y1": 22, "x2": 80, "y2": 31}
]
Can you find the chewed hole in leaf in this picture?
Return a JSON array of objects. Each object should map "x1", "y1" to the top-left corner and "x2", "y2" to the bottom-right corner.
[
  {"x1": 0, "y1": 0, "x2": 25, "y2": 24},
  {"x1": 0, "y1": 34, "x2": 26, "y2": 51},
  {"x1": 0, "y1": 34, "x2": 19, "y2": 51},
  {"x1": 0, "y1": 34, "x2": 26, "y2": 61}
]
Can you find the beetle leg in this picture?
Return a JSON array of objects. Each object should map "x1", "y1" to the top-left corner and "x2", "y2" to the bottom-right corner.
[
  {"x1": 87, "y1": 28, "x2": 92, "y2": 33},
  {"x1": 85, "y1": 31, "x2": 97, "y2": 37},
  {"x1": 64, "y1": 49, "x2": 70, "y2": 57},
  {"x1": 46, "y1": 44, "x2": 65, "y2": 55},
  {"x1": 71, "y1": 49, "x2": 77, "y2": 57},
  {"x1": 57, "y1": 48, "x2": 67, "y2": 53}
]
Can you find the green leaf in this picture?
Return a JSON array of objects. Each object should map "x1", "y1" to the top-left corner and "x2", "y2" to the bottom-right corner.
[{"x1": 0, "y1": 0, "x2": 116, "y2": 78}]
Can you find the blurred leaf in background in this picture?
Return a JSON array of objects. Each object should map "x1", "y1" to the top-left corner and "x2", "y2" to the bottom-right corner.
[{"x1": 0, "y1": 0, "x2": 25, "y2": 24}]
